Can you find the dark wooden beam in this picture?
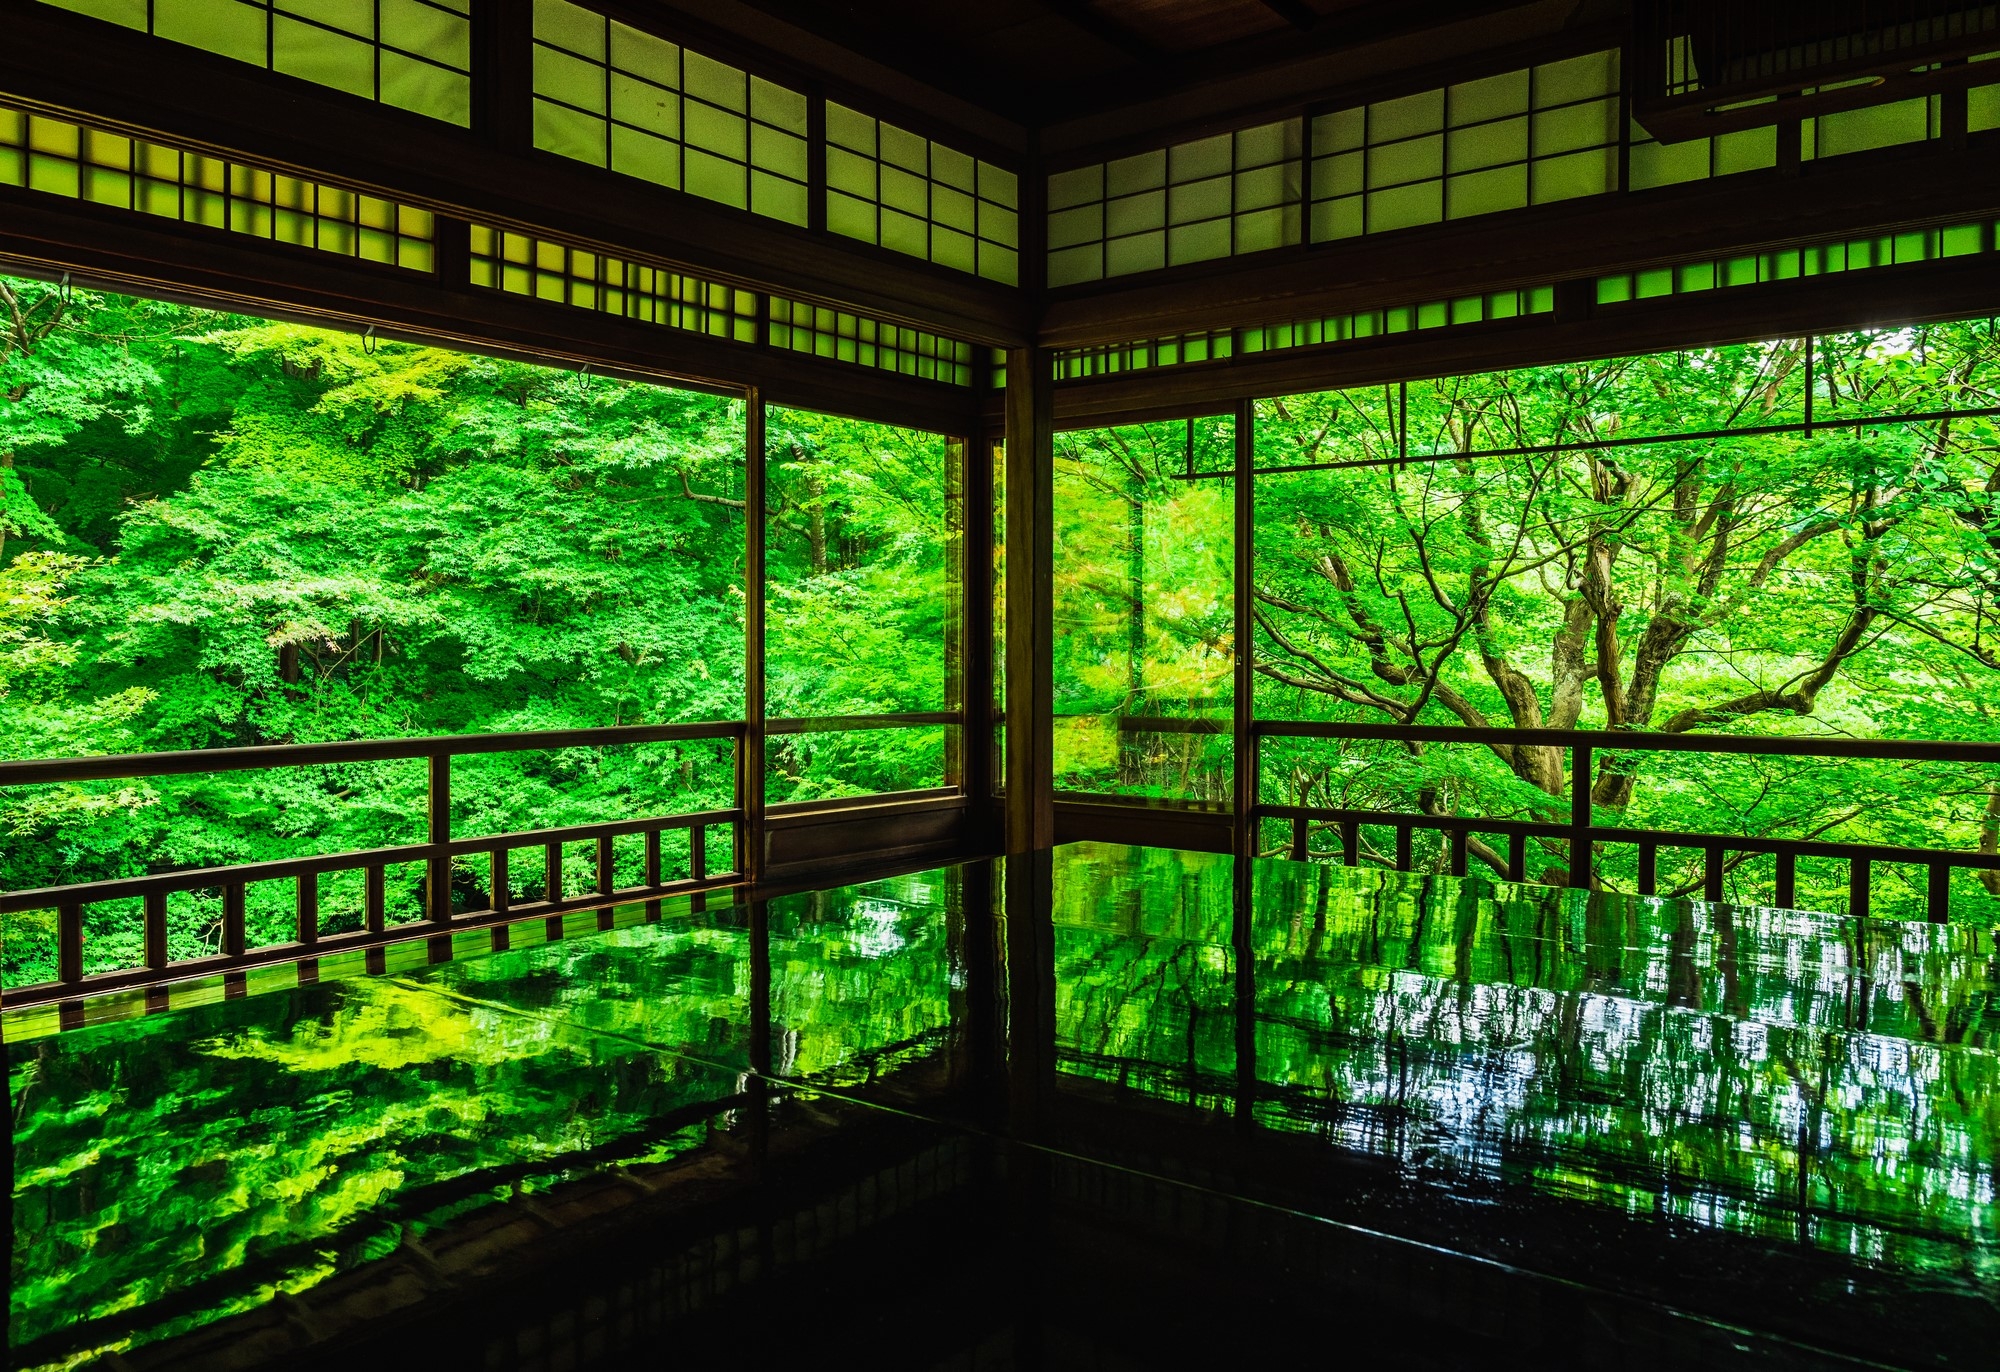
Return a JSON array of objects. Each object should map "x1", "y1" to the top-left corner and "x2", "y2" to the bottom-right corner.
[
  {"x1": 1040, "y1": 133, "x2": 2000, "y2": 350},
  {"x1": 0, "y1": 4, "x2": 1029, "y2": 346},
  {"x1": 1254, "y1": 0, "x2": 1319, "y2": 30},
  {"x1": 1040, "y1": 0, "x2": 1160, "y2": 60},
  {"x1": 743, "y1": 389, "x2": 769, "y2": 883},
  {"x1": 960, "y1": 413, "x2": 999, "y2": 842},
  {"x1": 0, "y1": 190, "x2": 984, "y2": 433},
  {"x1": 1004, "y1": 346, "x2": 1055, "y2": 853},
  {"x1": 1050, "y1": 251, "x2": 2000, "y2": 422}
]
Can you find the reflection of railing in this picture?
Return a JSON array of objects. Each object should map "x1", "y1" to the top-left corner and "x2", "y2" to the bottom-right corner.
[
  {"x1": 1252, "y1": 722, "x2": 2000, "y2": 921},
  {"x1": 1054, "y1": 713, "x2": 1233, "y2": 809},
  {"x1": 0, "y1": 722, "x2": 748, "y2": 1003}
]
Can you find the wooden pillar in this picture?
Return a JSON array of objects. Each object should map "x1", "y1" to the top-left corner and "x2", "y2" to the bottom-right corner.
[
  {"x1": 744, "y1": 388, "x2": 768, "y2": 884},
  {"x1": 1233, "y1": 399, "x2": 1256, "y2": 861},
  {"x1": 1004, "y1": 347, "x2": 1054, "y2": 853},
  {"x1": 961, "y1": 419, "x2": 997, "y2": 834}
]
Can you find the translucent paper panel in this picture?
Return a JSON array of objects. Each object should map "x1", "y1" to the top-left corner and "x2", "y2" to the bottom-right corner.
[
  {"x1": 39, "y1": 0, "x2": 471, "y2": 124},
  {"x1": 764, "y1": 410, "x2": 956, "y2": 798},
  {"x1": 1047, "y1": 117, "x2": 1303, "y2": 287},
  {"x1": 826, "y1": 102, "x2": 1020, "y2": 285},
  {"x1": 1597, "y1": 224, "x2": 1996, "y2": 306},
  {"x1": 1053, "y1": 417, "x2": 1234, "y2": 803},
  {"x1": 1309, "y1": 49, "x2": 1619, "y2": 244},
  {"x1": 767, "y1": 299, "x2": 975, "y2": 386},
  {"x1": 469, "y1": 224, "x2": 760, "y2": 343},
  {"x1": 531, "y1": 0, "x2": 809, "y2": 224},
  {"x1": 0, "y1": 105, "x2": 434, "y2": 270}
]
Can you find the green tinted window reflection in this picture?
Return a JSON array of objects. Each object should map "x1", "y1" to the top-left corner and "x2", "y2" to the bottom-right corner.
[{"x1": 1052, "y1": 417, "x2": 1235, "y2": 804}]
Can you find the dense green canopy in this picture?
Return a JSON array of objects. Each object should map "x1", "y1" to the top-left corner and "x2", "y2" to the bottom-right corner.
[{"x1": 0, "y1": 277, "x2": 948, "y2": 984}]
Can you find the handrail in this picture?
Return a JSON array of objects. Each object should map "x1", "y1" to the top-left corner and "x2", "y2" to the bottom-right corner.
[
  {"x1": 1248, "y1": 722, "x2": 2000, "y2": 921},
  {"x1": 765, "y1": 711, "x2": 958, "y2": 734},
  {"x1": 1, "y1": 722, "x2": 757, "y2": 1007},
  {"x1": 0, "y1": 720, "x2": 749, "y2": 787},
  {"x1": 1253, "y1": 720, "x2": 2000, "y2": 764}
]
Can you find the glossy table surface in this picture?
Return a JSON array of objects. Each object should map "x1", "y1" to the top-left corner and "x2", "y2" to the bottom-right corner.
[{"x1": 9, "y1": 843, "x2": 1998, "y2": 1369}]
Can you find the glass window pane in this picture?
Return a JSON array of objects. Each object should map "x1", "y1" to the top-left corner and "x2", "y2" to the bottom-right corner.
[
  {"x1": 765, "y1": 409, "x2": 955, "y2": 798},
  {"x1": 1053, "y1": 417, "x2": 1235, "y2": 803}
]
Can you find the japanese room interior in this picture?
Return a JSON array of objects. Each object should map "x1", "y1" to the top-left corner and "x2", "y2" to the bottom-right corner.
[{"x1": 6, "y1": 1, "x2": 2000, "y2": 1368}]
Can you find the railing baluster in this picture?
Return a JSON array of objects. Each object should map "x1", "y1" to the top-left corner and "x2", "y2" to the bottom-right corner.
[
  {"x1": 1703, "y1": 845, "x2": 1724, "y2": 904},
  {"x1": 221, "y1": 883, "x2": 246, "y2": 957},
  {"x1": 1850, "y1": 856, "x2": 1871, "y2": 921},
  {"x1": 596, "y1": 834, "x2": 617, "y2": 932},
  {"x1": 1927, "y1": 862, "x2": 1952, "y2": 924},
  {"x1": 1448, "y1": 828, "x2": 1467, "y2": 877},
  {"x1": 1774, "y1": 851, "x2": 1797, "y2": 909},
  {"x1": 365, "y1": 866, "x2": 386, "y2": 934},
  {"x1": 58, "y1": 902, "x2": 84, "y2": 984},
  {"x1": 1568, "y1": 744, "x2": 1594, "y2": 889},
  {"x1": 647, "y1": 828, "x2": 666, "y2": 921},
  {"x1": 144, "y1": 891, "x2": 168, "y2": 971},
  {"x1": 427, "y1": 753, "x2": 452, "y2": 925},
  {"x1": 1394, "y1": 824, "x2": 1412, "y2": 871},
  {"x1": 1341, "y1": 820, "x2": 1359, "y2": 867},
  {"x1": 491, "y1": 847, "x2": 510, "y2": 915},
  {"x1": 1638, "y1": 842, "x2": 1657, "y2": 896},
  {"x1": 1508, "y1": 833, "x2": 1527, "y2": 883},
  {"x1": 544, "y1": 841, "x2": 563, "y2": 906},
  {"x1": 297, "y1": 871, "x2": 319, "y2": 946},
  {"x1": 1290, "y1": 815, "x2": 1308, "y2": 861}
]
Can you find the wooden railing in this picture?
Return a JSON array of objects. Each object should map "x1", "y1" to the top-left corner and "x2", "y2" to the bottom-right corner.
[
  {"x1": 1250, "y1": 722, "x2": 2000, "y2": 921},
  {"x1": 0, "y1": 722, "x2": 749, "y2": 1006}
]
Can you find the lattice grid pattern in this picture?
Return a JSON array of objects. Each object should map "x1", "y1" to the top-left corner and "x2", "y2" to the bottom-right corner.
[
  {"x1": 0, "y1": 103, "x2": 434, "y2": 269},
  {"x1": 530, "y1": 0, "x2": 810, "y2": 226},
  {"x1": 468, "y1": 224, "x2": 759, "y2": 342},
  {"x1": 1047, "y1": 118, "x2": 1302, "y2": 288},
  {"x1": 1309, "y1": 50, "x2": 1622, "y2": 242},
  {"x1": 767, "y1": 298, "x2": 974, "y2": 386},
  {"x1": 1596, "y1": 222, "x2": 2000, "y2": 304},
  {"x1": 824, "y1": 102, "x2": 1020, "y2": 285},
  {"x1": 37, "y1": 0, "x2": 471, "y2": 125}
]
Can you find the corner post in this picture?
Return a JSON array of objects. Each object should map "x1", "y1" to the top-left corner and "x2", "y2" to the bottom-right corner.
[
  {"x1": 744, "y1": 388, "x2": 768, "y2": 885},
  {"x1": 1003, "y1": 347, "x2": 1054, "y2": 853}
]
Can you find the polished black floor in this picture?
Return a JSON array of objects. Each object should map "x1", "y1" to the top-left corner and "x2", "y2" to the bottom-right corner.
[{"x1": 9, "y1": 842, "x2": 1998, "y2": 1370}]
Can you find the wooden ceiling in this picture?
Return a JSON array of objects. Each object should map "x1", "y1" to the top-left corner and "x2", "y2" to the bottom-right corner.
[{"x1": 708, "y1": 0, "x2": 1557, "y2": 123}]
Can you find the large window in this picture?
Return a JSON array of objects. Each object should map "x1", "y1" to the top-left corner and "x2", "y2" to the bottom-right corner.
[
  {"x1": 763, "y1": 408, "x2": 958, "y2": 802},
  {"x1": 0, "y1": 276, "x2": 745, "y2": 982},
  {"x1": 1248, "y1": 324, "x2": 2000, "y2": 919},
  {"x1": 1053, "y1": 416, "x2": 1235, "y2": 804}
]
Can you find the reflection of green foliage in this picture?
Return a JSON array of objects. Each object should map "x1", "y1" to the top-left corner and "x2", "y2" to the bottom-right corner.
[
  {"x1": 8, "y1": 870, "x2": 960, "y2": 1368},
  {"x1": 1047, "y1": 842, "x2": 2000, "y2": 1283},
  {"x1": 763, "y1": 407, "x2": 952, "y2": 803},
  {"x1": 1053, "y1": 419, "x2": 1235, "y2": 801},
  {"x1": 0, "y1": 278, "x2": 952, "y2": 985}
]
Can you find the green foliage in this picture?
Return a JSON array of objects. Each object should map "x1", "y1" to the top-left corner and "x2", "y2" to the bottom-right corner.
[
  {"x1": 6, "y1": 870, "x2": 960, "y2": 1367},
  {"x1": 1048, "y1": 328, "x2": 2000, "y2": 919},
  {"x1": 1052, "y1": 418, "x2": 1236, "y2": 801},
  {"x1": 1048, "y1": 842, "x2": 2000, "y2": 1282},
  {"x1": 0, "y1": 278, "x2": 948, "y2": 985},
  {"x1": 764, "y1": 406, "x2": 952, "y2": 802}
]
